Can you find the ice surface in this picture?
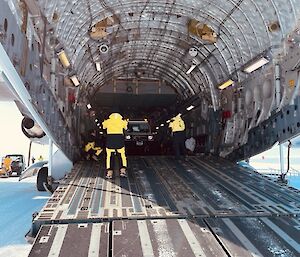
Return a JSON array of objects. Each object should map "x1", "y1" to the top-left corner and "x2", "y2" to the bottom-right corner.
[
  {"x1": 0, "y1": 177, "x2": 49, "y2": 254},
  {"x1": 0, "y1": 244, "x2": 31, "y2": 257}
]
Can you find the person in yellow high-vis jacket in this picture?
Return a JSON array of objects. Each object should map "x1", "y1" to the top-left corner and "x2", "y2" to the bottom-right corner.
[
  {"x1": 1, "y1": 156, "x2": 12, "y2": 175},
  {"x1": 169, "y1": 114, "x2": 186, "y2": 160},
  {"x1": 102, "y1": 112, "x2": 128, "y2": 179},
  {"x1": 84, "y1": 130, "x2": 103, "y2": 161}
]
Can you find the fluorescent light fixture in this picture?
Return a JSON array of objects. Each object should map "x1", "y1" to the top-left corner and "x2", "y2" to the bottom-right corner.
[
  {"x1": 95, "y1": 62, "x2": 101, "y2": 71},
  {"x1": 57, "y1": 50, "x2": 70, "y2": 68},
  {"x1": 243, "y1": 57, "x2": 269, "y2": 73},
  {"x1": 186, "y1": 105, "x2": 195, "y2": 111},
  {"x1": 218, "y1": 79, "x2": 234, "y2": 90},
  {"x1": 70, "y1": 75, "x2": 80, "y2": 86},
  {"x1": 87, "y1": 104, "x2": 92, "y2": 109},
  {"x1": 186, "y1": 64, "x2": 197, "y2": 74}
]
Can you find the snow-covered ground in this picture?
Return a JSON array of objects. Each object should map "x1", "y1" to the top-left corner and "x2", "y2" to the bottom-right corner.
[{"x1": 0, "y1": 177, "x2": 50, "y2": 257}]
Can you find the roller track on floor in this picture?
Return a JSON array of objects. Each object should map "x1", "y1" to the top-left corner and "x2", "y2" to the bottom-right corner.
[{"x1": 28, "y1": 156, "x2": 300, "y2": 257}]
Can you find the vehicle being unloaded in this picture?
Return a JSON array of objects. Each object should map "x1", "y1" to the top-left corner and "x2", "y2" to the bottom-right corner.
[
  {"x1": 124, "y1": 120, "x2": 158, "y2": 155},
  {"x1": 125, "y1": 120, "x2": 155, "y2": 146}
]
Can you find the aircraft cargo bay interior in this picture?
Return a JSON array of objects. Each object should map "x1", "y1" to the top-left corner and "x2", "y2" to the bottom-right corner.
[{"x1": 0, "y1": 0, "x2": 300, "y2": 256}]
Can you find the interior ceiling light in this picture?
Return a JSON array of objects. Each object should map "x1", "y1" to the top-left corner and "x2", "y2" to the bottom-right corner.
[
  {"x1": 156, "y1": 127, "x2": 159, "y2": 130},
  {"x1": 160, "y1": 124, "x2": 164, "y2": 127},
  {"x1": 70, "y1": 75, "x2": 80, "y2": 87},
  {"x1": 95, "y1": 62, "x2": 101, "y2": 72},
  {"x1": 95, "y1": 119, "x2": 98, "y2": 122},
  {"x1": 243, "y1": 57, "x2": 269, "y2": 73},
  {"x1": 186, "y1": 105, "x2": 195, "y2": 111},
  {"x1": 218, "y1": 79, "x2": 234, "y2": 90},
  {"x1": 186, "y1": 64, "x2": 197, "y2": 74},
  {"x1": 186, "y1": 59, "x2": 200, "y2": 74},
  {"x1": 87, "y1": 104, "x2": 92, "y2": 109},
  {"x1": 57, "y1": 50, "x2": 70, "y2": 68}
]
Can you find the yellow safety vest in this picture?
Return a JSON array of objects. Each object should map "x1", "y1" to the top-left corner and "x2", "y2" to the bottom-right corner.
[
  {"x1": 3, "y1": 157, "x2": 12, "y2": 169},
  {"x1": 102, "y1": 113, "x2": 128, "y2": 134},
  {"x1": 169, "y1": 115, "x2": 185, "y2": 132}
]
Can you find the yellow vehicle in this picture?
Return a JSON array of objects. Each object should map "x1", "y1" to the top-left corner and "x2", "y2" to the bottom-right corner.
[
  {"x1": 0, "y1": 156, "x2": 12, "y2": 177},
  {"x1": 0, "y1": 155, "x2": 25, "y2": 177}
]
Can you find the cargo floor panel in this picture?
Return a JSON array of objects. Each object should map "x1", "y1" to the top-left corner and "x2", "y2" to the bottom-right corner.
[
  {"x1": 112, "y1": 218, "x2": 227, "y2": 257},
  {"x1": 29, "y1": 156, "x2": 300, "y2": 257},
  {"x1": 28, "y1": 223, "x2": 109, "y2": 257},
  {"x1": 204, "y1": 216, "x2": 300, "y2": 257}
]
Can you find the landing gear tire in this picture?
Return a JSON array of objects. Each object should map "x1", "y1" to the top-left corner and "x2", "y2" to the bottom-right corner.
[{"x1": 37, "y1": 167, "x2": 48, "y2": 191}]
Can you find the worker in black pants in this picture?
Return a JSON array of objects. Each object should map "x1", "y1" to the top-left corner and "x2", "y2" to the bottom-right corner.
[
  {"x1": 168, "y1": 114, "x2": 186, "y2": 160},
  {"x1": 102, "y1": 111, "x2": 128, "y2": 179}
]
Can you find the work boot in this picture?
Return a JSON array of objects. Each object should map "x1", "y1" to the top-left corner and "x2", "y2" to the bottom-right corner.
[
  {"x1": 106, "y1": 169, "x2": 113, "y2": 179},
  {"x1": 120, "y1": 167, "x2": 127, "y2": 178}
]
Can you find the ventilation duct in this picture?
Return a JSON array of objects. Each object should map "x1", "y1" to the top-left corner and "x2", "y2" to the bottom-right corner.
[
  {"x1": 99, "y1": 44, "x2": 109, "y2": 54},
  {"x1": 188, "y1": 48, "x2": 198, "y2": 57},
  {"x1": 268, "y1": 21, "x2": 280, "y2": 32}
]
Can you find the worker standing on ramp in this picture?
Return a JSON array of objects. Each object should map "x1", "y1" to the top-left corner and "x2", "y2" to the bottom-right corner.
[
  {"x1": 169, "y1": 113, "x2": 186, "y2": 160},
  {"x1": 102, "y1": 110, "x2": 128, "y2": 179}
]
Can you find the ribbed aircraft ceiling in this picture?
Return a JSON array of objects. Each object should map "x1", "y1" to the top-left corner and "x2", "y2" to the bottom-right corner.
[{"x1": 37, "y1": 0, "x2": 300, "y2": 103}]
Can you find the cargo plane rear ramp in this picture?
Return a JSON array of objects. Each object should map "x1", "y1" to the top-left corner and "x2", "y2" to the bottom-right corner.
[{"x1": 28, "y1": 157, "x2": 300, "y2": 257}]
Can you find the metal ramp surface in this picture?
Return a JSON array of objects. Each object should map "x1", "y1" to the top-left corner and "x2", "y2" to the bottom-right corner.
[{"x1": 28, "y1": 156, "x2": 300, "y2": 257}]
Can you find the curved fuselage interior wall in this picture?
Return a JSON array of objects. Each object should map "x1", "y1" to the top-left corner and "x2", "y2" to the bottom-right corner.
[{"x1": 1, "y1": 0, "x2": 300, "y2": 165}]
